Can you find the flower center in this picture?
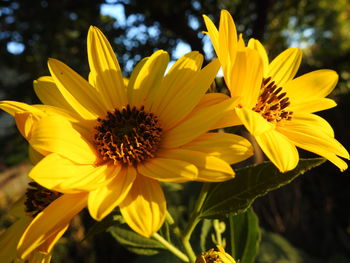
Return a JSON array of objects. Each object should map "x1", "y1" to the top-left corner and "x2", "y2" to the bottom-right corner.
[
  {"x1": 252, "y1": 77, "x2": 293, "y2": 122},
  {"x1": 94, "y1": 105, "x2": 162, "y2": 165},
  {"x1": 25, "y1": 182, "x2": 62, "y2": 217}
]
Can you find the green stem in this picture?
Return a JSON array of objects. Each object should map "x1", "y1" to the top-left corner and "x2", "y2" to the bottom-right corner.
[
  {"x1": 152, "y1": 233, "x2": 189, "y2": 262},
  {"x1": 229, "y1": 215, "x2": 236, "y2": 257},
  {"x1": 181, "y1": 183, "x2": 211, "y2": 263}
]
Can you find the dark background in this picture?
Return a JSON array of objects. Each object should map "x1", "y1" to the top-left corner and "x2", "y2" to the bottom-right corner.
[{"x1": 0, "y1": 0, "x2": 350, "y2": 262}]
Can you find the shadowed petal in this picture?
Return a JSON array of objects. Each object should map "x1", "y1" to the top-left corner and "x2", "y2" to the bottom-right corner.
[{"x1": 18, "y1": 193, "x2": 87, "y2": 259}]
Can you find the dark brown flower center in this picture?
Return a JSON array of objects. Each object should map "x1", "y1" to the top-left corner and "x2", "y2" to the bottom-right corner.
[
  {"x1": 94, "y1": 105, "x2": 162, "y2": 165},
  {"x1": 252, "y1": 77, "x2": 293, "y2": 122},
  {"x1": 25, "y1": 182, "x2": 62, "y2": 217}
]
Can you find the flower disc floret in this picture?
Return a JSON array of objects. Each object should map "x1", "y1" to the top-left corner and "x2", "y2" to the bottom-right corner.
[
  {"x1": 25, "y1": 182, "x2": 62, "y2": 217},
  {"x1": 94, "y1": 104, "x2": 162, "y2": 165},
  {"x1": 252, "y1": 77, "x2": 293, "y2": 123}
]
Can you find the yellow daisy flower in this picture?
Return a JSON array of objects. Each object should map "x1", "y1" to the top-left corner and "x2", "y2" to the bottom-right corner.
[
  {"x1": 0, "y1": 183, "x2": 86, "y2": 262},
  {"x1": 0, "y1": 26, "x2": 253, "y2": 237},
  {"x1": 203, "y1": 10, "x2": 349, "y2": 172}
]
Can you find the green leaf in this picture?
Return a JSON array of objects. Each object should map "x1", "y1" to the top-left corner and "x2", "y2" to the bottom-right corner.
[
  {"x1": 107, "y1": 222, "x2": 166, "y2": 256},
  {"x1": 229, "y1": 208, "x2": 261, "y2": 263},
  {"x1": 199, "y1": 158, "x2": 325, "y2": 219}
]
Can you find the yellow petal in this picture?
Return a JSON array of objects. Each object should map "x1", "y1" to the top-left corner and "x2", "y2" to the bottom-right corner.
[
  {"x1": 267, "y1": 48, "x2": 302, "y2": 88},
  {"x1": 203, "y1": 14, "x2": 219, "y2": 58},
  {"x1": 289, "y1": 98, "x2": 337, "y2": 113},
  {"x1": 277, "y1": 114, "x2": 349, "y2": 171},
  {"x1": 0, "y1": 216, "x2": 31, "y2": 263},
  {"x1": 36, "y1": 224, "x2": 69, "y2": 255},
  {"x1": 18, "y1": 193, "x2": 87, "y2": 259},
  {"x1": 235, "y1": 107, "x2": 273, "y2": 136},
  {"x1": 137, "y1": 157, "x2": 198, "y2": 182},
  {"x1": 127, "y1": 57, "x2": 148, "y2": 102},
  {"x1": 284, "y1": 70, "x2": 338, "y2": 104},
  {"x1": 48, "y1": 58, "x2": 105, "y2": 119},
  {"x1": 162, "y1": 98, "x2": 235, "y2": 148},
  {"x1": 14, "y1": 112, "x2": 40, "y2": 140},
  {"x1": 255, "y1": 129, "x2": 299, "y2": 173},
  {"x1": 151, "y1": 51, "x2": 203, "y2": 115},
  {"x1": 87, "y1": 26, "x2": 128, "y2": 109},
  {"x1": 188, "y1": 93, "x2": 241, "y2": 129},
  {"x1": 29, "y1": 153, "x2": 115, "y2": 193},
  {"x1": 29, "y1": 115, "x2": 97, "y2": 164},
  {"x1": 157, "y1": 149, "x2": 234, "y2": 182},
  {"x1": 228, "y1": 48, "x2": 263, "y2": 108},
  {"x1": 33, "y1": 76, "x2": 75, "y2": 113},
  {"x1": 218, "y1": 10, "x2": 238, "y2": 82},
  {"x1": 247, "y1": 38, "x2": 269, "y2": 76},
  {"x1": 88, "y1": 166, "x2": 136, "y2": 220},
  {"x1": 183, "y1": 132, "x2": 254, "y2": 164},
  {"x1": 128, "y1": 50, "x2": 169, "y2": 109},
  {"x1": 119, "y1": 175, "x2": 166, "y2": 237},
  {"x1": 159, "y1": 58, "x2": 220, "y2": 129},
  {"x1": 0, "y1": 101, "x2": 44, "y2": 117}
]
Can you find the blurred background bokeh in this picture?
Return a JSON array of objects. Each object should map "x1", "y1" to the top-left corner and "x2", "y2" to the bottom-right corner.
[{"x1": 1, "y1": 0, "x2": 350, "y2": 262}]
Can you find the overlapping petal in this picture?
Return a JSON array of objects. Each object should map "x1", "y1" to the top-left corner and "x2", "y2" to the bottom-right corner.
[
  {"x1": 162, "y1": 97, "x2": 236, "y2": 148},
  {"x1": 137, "y1": 157, "x2": 198, "y2": 182},
  {"x1": 48, "y1": 58, "x2": 105, "y2": 119},
  {"x1": 88, "y1": 26, "x2": 128, "y2": 109},
  {"x1": 17, "y1": 193, "x2": 87, "y2": 259},
  {"x1": 29, "y1": 115, "x2": 97, "y2": 164},
  {"x1": 267, "y1": 48, "x2": 302, "y2": 88},
  {"x1": 157, "y1": 149, "x2": 234, "y2": 182},
  {"x1": 128, "y1": 50, "x2": 169, "y2": 110},
  {"x1": 120, "y1": 175, "x2": 166, "y2": 237},
  {"x1": 255, "y1": 129, "x2": 299, "y2": 172},
  {"x1": 88, "y1": 166, "x2": 136, "y2": 220},
  {"x1": 183, "y1": 132, "x2": 254, "y2": 164},
  {"x1": 29, "y1": 153, "x2": 115, "y2": 193},
  {"x1": 158, "y1": 58, "x2": 221, "y2": 129}
]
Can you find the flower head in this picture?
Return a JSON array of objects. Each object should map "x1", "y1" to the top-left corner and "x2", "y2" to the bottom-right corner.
[
  {"x1": 0, "y1": 183, "x2": 86, "y2": 262},
  {"x1": 0, "y1": 26, "x2": 253, "y2": 237},
  {"x1": 196, "y1": 245, "x2": 236, "y2": 263},
  {"x1": 203, "y1": 10, "x2": 349, "y2": 172}
]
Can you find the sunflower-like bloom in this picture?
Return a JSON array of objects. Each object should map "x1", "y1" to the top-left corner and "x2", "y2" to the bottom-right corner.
[
  {"x1": 196, "y1": 245, "x2": 236, "y2": 263},
  {"x1": 0, "y1": 183, "x2": 86, "y2": 262},
  {"x1": 0, "y1": 26, "x2": 253, "y2": 237},
  {"x1": 203, "y1": 10, "x2": 349, "y2": 172}
]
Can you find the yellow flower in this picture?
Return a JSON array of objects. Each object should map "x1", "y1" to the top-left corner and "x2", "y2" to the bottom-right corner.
[
  {"x1": 0, "y1": 26, "x2": 253, "y2": 237},
  {"x1": 0, "y1": 183, "x2": 86, "y2": 262},
  {"x1": 196, "y1": 245, "x2": 236, "y2": 263},
  {"x1": 203, "y1": 10, "x2": 349, "y2": 172}
]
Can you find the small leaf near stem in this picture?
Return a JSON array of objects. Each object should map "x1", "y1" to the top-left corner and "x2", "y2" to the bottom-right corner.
[
  {"x1": 152, "y1": 233, "x2": 189, "y2": 262},
  {"x1": 166, "y1": 211, "x2": 182, "y2": 237}
]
